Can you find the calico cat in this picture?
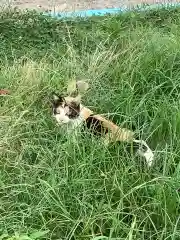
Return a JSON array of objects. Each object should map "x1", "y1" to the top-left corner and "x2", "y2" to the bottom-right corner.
[{"x1": 51, "y1": 82, "x2": 154, "y2": 167}]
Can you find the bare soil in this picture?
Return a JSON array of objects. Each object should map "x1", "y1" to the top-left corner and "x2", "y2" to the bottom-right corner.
[{"x1": 1, "y1": 0, "x2": 178, "y2": 12}]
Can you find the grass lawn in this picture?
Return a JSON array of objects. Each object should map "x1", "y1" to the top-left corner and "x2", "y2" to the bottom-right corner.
[{"x1": 1, "y1": 7, "x2": 180, "y2": 240}]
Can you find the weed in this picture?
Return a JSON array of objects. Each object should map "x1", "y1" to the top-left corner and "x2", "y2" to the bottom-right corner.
[{"x1": 0, "y1": 7, "x2": 180, "y2": 240}]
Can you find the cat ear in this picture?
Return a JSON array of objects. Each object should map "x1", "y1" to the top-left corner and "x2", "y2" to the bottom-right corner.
[
  {"x1": 52, "y1": 93, "x2": 64, "y2": 102},
  {"x1": 52, "y1": 93, "x2": 60, "y2": 101}
]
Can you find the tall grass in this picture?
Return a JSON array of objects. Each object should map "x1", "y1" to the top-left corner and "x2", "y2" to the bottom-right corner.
[{"x1": 0, "y1": 7, "x2": 180, "y2": 240}]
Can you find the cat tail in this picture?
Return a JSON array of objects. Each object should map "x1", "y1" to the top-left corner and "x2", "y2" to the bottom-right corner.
[{"x1": 133, "y1": 139, "x2": 154, "y2": 167}]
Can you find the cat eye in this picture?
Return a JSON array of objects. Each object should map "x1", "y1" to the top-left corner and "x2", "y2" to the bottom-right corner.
[{"x1": 53, "y1": 108, "x2": 61, "y2": 114}]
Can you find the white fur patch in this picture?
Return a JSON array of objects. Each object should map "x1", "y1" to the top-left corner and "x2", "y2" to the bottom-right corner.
[{"x1": 133, "y1": 139, "x2": 154, "y2": 167}]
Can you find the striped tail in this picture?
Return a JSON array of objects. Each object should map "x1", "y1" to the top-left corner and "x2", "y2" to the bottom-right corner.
[{"x1": 133, "y1": 139, "x2": 154, "y2": 167}]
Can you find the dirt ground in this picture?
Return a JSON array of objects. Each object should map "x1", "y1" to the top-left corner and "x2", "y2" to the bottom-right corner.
[{"x1": 1, "y1": 0, "x2": 179, "y2": 12}]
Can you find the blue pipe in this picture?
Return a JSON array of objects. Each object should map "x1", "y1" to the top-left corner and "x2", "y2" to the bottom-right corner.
[{"x1": 45, "y1": 2, "x2": 180, "y2": 19}]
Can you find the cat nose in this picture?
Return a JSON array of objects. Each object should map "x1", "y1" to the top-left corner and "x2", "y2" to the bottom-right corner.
[{"x1": 59, "y1": 117, "x2": 68, "y2": 123}]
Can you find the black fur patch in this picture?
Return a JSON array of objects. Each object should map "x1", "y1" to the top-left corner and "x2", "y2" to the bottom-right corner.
[
  {"x1": 66, "y1": 101, "x2": 80, "y2": 119},
  {"x1": 86, "y1": 115, "x2": 109, "y2": 136}
]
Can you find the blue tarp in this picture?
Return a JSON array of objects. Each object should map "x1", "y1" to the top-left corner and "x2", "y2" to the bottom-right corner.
[{"x1": 45, "y1": 2, "x2": 180, "y2": 19}]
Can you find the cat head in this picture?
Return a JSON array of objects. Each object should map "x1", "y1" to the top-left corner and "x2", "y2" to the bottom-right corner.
[
  {"x1": 52, "y1": 94, "x2": 81, "y2": 124},
  {"x1": 51, "y1": 81, "x2": 88, "y2": 125}
]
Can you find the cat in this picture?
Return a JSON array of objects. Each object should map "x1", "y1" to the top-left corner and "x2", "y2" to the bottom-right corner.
[{"x1": 51, "y1": 82, "x2": 154, "y2": 167}]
